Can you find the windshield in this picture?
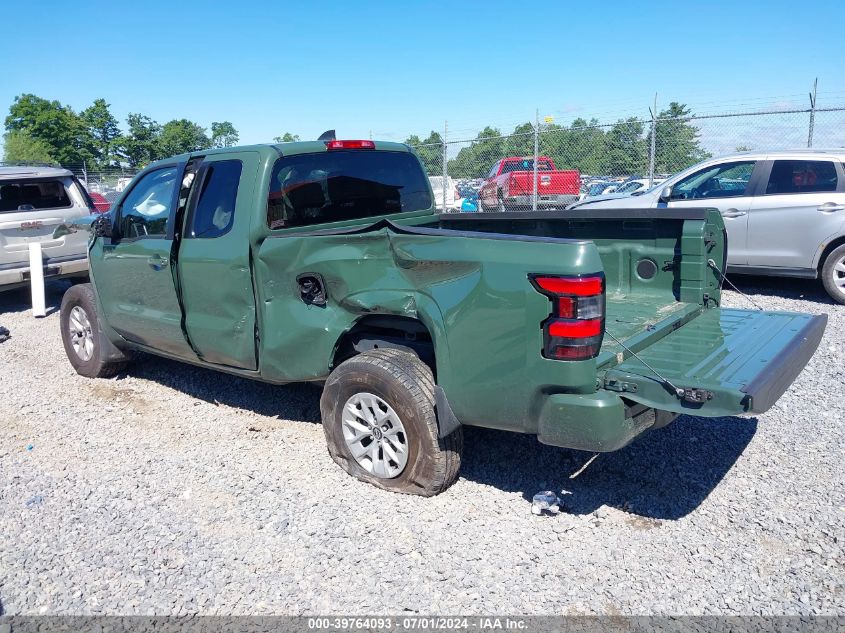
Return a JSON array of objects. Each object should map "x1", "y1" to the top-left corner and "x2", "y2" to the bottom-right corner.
[
  {"x1": 616, "y1": 181, "x2": 643, "y2": 194},
  {"x1": 267, "y1": 150, "x2": 432, "y2": 229}
]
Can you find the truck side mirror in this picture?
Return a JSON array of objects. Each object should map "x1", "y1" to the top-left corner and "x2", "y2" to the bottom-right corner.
[
  {"x1": 658, "y1": 186, "x2": 673, "y2": 202},
  {"x1": 93, "y1": 214, "x2": 114, "y2": 239}
]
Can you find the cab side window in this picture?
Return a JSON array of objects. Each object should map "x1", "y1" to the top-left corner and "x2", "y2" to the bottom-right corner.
[
  {"x1": 118, "y1": 167, "x2": 178, "y2": 239},
  {"x1": 188, "y1": 160, "x2": 242, "y2": 238},
  {"x1": 671, "y1": 161, "x2": 755, "y2": 200},
  {"x1": 765, "y1": 160, "x2": 838, "y2": 195}
]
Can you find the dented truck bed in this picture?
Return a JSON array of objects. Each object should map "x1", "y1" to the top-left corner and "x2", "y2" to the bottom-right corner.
[{"x1": 435, "y1": 209, "x2": 826, "y2": 449}]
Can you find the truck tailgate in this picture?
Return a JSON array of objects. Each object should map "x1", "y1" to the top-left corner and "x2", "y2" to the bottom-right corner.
[
  {"x1": 602, "y1": 308, "x2": 827, "y2": 417},
  {"x1": 509, "y1": 171, "x2": 579, "y2": 195}
]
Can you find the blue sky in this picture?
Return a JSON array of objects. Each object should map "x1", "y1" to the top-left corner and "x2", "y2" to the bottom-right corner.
[{"x1": 2, "y1": 0, "x2": 845, "y2": 146}]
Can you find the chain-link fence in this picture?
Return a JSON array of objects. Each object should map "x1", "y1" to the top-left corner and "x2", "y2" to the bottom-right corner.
[
  {"x1": 407, "y1": 102, "x2": 845, "y2": 212},
  {"x1": 54, "y1": 99, "x2": 845, "y2": 214},
  {"x1": 62, "y1": 164, "x2": 140, "y2": 209}
]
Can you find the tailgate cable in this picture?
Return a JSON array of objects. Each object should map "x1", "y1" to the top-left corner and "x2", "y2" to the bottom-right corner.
[
  {"x1": 605, "y1": 331, "x2": 713, "y2": 404},
  {"x1": 605, "y1": 331, "x2": 684, "y2": 397},
  {"x1": 707, "y1": 259, "x2": 763, "y2": 311}
]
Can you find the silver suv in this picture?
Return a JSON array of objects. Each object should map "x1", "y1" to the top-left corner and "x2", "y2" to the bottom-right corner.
[
  {"x1": 571, "y1": 150, "x2": 845, "y2": 304},
  {"x1": 0, "y1": 165, "x2": 95, "y2": 291}
]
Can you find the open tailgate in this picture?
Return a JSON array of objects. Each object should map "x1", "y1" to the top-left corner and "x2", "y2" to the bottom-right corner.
[{"x1": 602, "y1": 308, "x2": 827, "y2": 417}]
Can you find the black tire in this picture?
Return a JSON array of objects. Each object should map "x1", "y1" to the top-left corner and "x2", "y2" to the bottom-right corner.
[
  {"x1": 821, "y1": 244, "x2": 845, "y2": 305},
  {"x1": 60, "y1": 283, "x2": 131, "y2": 378},
  {"x1": 320, "y1": 348, "x2": 462, "y2": 496}
]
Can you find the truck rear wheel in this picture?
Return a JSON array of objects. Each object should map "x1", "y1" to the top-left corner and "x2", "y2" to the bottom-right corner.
[
  {"x1": 60, "y1": 283, "x2": 131, "y2": 378},
  {"x1": 821, "y1": 244, "x2": 845, "y2": 305},
  {"x1": 320, "y1": 348, "x2": 462, "y2": 496}
]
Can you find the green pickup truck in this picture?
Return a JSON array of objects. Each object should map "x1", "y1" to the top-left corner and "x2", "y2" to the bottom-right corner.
[{"x1": 57, "y1": 140, "x2": 827, "y2": 496}]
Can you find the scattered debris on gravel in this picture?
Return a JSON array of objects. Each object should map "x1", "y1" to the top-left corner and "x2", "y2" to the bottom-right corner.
[{"x1": 0, "y1": 278, "x2": 842, "y2": 615}]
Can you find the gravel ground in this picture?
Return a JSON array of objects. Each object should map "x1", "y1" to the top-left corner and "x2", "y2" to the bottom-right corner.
[{"x1": 0, "y1": 277, "x2": 842, "y2": 616}]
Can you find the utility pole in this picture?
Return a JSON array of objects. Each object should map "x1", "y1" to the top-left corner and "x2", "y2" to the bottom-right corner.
[
  {"x1": 807, "y1": 78, "x2": 818, "y2": 148},
  {"x1": 532, "y1": 108, "x2": 539, "y2": 212},
  {"x1": 442, "y1": 120, "x2": 448, "y2": 212},
  {"x1": 648, "y1": 93, "x2": 657, "y2": 188}
]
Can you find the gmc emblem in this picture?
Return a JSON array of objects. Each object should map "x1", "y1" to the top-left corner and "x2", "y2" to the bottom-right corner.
[{"x1": 20, "y1": 221, "x2": 43, "y2": 230}]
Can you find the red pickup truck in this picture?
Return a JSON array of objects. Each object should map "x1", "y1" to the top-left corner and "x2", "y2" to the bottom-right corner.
[{"x1": 478, "y1": 156, "x2": 580, "y2": 211}]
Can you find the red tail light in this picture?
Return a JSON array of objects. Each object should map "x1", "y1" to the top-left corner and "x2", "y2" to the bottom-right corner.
[
  {"x1": 548, "y1": 319, "x2": 602, "y2": 338},
  {"x1": 325, "y1": 140, "x2": 375, "y2": 150},
  {"x1": 530, "y1": 273, "x2": 605, "y2": 361},
  {"x1": 533, "y1": 276, "x2": 603, "y2": 296}
]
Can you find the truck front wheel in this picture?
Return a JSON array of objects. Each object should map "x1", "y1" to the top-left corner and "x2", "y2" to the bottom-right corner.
[
  {"x1": 320, "y1": 348, "x2": 462, "y2": 496},
  {"x1": 60, "y1": 283, "x2": 131, "y2": 378}
]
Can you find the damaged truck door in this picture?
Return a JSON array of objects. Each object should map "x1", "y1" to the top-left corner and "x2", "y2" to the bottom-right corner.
[
  {"x1": 59, "y1": 140, "x2": 827, "y2": 497},
  {"x1": 177, "y1": 152, "x2": 260, "y2": 369}
]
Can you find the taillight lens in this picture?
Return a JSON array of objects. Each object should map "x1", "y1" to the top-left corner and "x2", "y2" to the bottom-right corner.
[
  {"x1": 325, "y1": 140, "x2": 375, "y2": 150},
  {"x1": 530, "y1": 273, "x2": 605, "y2": 361}
]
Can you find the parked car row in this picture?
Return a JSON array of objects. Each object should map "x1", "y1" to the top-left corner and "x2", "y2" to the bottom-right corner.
[
  {"x1": 578, "y1": 177, "x2": 667, "y2": 201},
  {"x1": 5, "y1": 148, "x2": 845, "y2": 305}
]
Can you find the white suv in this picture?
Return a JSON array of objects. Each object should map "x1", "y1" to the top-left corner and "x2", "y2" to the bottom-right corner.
[
  {"x1": 571, "y1": 150, "x2": 845, "y2": 304},
  {"x1": 0, "y1": 165, "x2": 95, "y2": 291}
]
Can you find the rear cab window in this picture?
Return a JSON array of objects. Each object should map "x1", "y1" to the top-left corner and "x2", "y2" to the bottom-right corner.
[
  {"x1": 764, "y1": 160, "x2": 838, "y2": 194},
  {"x1": 500, "y1": 159, "x2": 553, "y2": 174},
  {"x1": 267, "y1": 150, "x2": 432, "y2": 229},
  {"x1": 0, "y1": 179, "x2": 73, "y2": 212},
  {"x1": 188, "y1": 160, "x2": 242, "y2": 238}
]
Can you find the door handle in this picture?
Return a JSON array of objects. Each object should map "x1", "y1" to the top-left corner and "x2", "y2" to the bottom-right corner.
[
  {"x1": 721, "y1": 209, "x2": 747, "y2": 218},
  {"x1": 147, "y1": 254, "x2": 169, "y2": 271},
  {"x1": 818, "y1": 203, "x2": 845, "y2": 212}
]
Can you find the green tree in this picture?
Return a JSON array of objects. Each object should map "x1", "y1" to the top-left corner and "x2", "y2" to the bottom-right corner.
[
  {"x1": 648, "y1": 102, "x2": 709, "y2": 173},
  {"x1": 2, "y1": 130, "x2": 56, "y2": 164},
  {"x1": 273, "y1": 132, "x2": 300, "y2": 143},
  {"x1": 80, "y1": 98, "x2": 121, "y2": 168},
  {"x1": 117, "y1": 113, "x2": 161, "y2": 168},
  {"x1": 156, "y1": 119, "x2": 210, "y2": 158},
  {"x1": 4, "y1": 94, "x2": 86, "y2": 164},
  {"x1": 602, "y1": 117, "x2": 646, "y2": 176},
  {"x1": 447, "y1": 126, "x2": 504, "y2": 178},
  {"x1": 547, "y1": 118, "x2": 606, "y2": 175},
  {"x1": 504, "y1": 122, "x2": 535, "y2": 157},
  {"x1": 211, "y1": 121, "x2": 239, "y2": 148},
  {"x1": 405, "y1": 131, "x2": 443, "y2": 175}
]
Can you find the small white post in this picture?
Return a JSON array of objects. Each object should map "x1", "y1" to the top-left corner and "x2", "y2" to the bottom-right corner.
[{"x1": 29, "y1": 242, "x2": 46, "y2": 318}]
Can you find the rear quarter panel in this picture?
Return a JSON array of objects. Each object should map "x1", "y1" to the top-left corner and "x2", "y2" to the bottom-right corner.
[{"x1": 253, "y1": 226, "x2": 605, "y2": 433}]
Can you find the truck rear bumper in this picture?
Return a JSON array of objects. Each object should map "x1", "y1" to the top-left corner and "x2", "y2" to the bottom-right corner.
[
  {"x1": 537, "y1": 391, "x2": 676, "y2": 452},
  {"x1": 0, "y1": 255, "x2": 88, "y2": 290},
  {"x1": 505, "y1": 194, "x2": 578, "y2": 209}
]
